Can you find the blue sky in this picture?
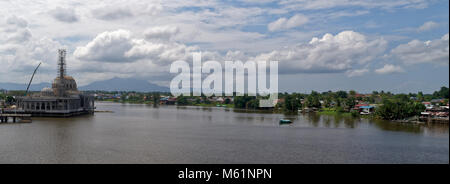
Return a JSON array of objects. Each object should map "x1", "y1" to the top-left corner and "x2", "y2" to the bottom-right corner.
[{"x1": 0, "y1": 0, "x2": 448, "y2": 93}]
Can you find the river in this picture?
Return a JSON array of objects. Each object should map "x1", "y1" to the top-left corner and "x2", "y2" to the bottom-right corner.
[{"x1": 0, "y1": 102, "x2": 448, "y2": 164}]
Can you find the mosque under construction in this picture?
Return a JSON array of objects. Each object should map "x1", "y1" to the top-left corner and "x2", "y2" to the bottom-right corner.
[{"x1": 15, "y1": 49, "x2": 95, "y2": 117}]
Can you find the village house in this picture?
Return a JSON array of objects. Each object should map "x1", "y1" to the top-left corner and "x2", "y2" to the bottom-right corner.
[
  {"x1": 354, "y1": 104, "x2": 375, "y2": 115},
  {"x1": 359, "y1": 106, "x2": 375, "y2": 115},
  {"x1": 420, "y1": 104, "x2": 449, "y2": 122},
  {"x1": 160, "y1": 96, "x2": 177, "y2": 105},
  {"x1": 422, "y1": 102, "x2": 433, "y2": 109},
  {"x1": 431, "y1": 99, "x2": 446, "y2": 105}
]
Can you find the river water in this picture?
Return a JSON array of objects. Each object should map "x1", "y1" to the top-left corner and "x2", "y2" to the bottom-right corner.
[{"x1": 0, "y1": 102, "x2": 448, "y2": 164}]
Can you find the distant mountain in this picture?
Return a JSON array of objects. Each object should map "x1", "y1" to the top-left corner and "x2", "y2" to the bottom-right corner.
[
  {"x1": 1, "y1": 78, "x2": 169, "y2": 92},
  {"x1": 0, "y1": 82, "x2": 52, "y2": 91},
  {"x1": 79, "y1": 77, "x2": 169, "y2": 92}
]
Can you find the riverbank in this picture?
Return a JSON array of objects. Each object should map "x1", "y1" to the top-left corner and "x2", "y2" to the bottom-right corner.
[
  {"x1": 316, "y1": 108, "x2": 354, "y2": 117},
  {"x1": 96, "y1": 99, "x2": 235, "y2": 108},
  {"x1": 94, "y1": 100, "x2": 449, "y2": 125}
]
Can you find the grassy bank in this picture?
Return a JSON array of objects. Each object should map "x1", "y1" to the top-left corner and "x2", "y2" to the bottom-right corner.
[
  {"x1": 191, "y1": 103, "x2": 234, "y2": 108},
  {"x1": 317, "y1": 108, "x2": 354, "y2": 117}
]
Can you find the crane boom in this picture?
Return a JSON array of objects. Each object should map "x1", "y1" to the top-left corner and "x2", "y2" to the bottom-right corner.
[{"x1": 26, "y1": 62, "x2": 41, "y2": 95}]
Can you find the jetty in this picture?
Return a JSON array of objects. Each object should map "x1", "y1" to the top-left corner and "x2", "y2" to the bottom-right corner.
[{"x1": 0, "y1": 113, "x2": 32, "y2": 123}]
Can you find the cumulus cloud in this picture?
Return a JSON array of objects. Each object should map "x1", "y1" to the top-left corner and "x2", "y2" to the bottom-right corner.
[
  {"x1": 92, "y1": 7, "x2": 134, "y2": 20},
  {"x1": 0, "y1": 0, "x2": 446, "y2": 87},
  {"x1": 144, "y1": 26, "x2": 179, "y2": 41},
  {"x1": 390, "y1": 33, "x2": 449, "y2": 65},
  {"x1": 145, "y1": 3, "x2": 163, "y2": 15},
  {"x1": 74, "y1": 30, "x2": 136, "y2": 62},
  {"x1": 1, "y1": 16, "x2": 32, "y2": 44},
  {"x1": 253, "y1": 31, "x2": 387, "y2": 73},
  {"x1": 49, "y1": 7, "x2": 79, "y2": 23},
  {"x1": 268, "y1": 14, "x2": 309, "y2": 32},
  {"x1": 126, "y1": 39, "x2": 195, "y2": 65},
  {"x1": 6, "y1": 15, "x2": 28, "y2": 28},
  {"x1": 418, "y1": 21, "x2": 439, "y2": 32},
  {"x1": 74, "y1": 29, "x2": 197, "y2": 65},
  {"x1": 0, "y1": 16, "x2": 61, "y2": 82},
  {"x1": 375, "y1": 64, "x2": 405, "y2": 74}
]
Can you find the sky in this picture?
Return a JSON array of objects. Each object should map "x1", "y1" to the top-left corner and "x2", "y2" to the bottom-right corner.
[{"x1": 0, "y1": 0, "x2": 448, "y2": 94}]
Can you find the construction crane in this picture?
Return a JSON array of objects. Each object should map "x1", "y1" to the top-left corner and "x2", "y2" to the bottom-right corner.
[{"x1": 25, "y1": 62, "x2": 41, "y2": 95}]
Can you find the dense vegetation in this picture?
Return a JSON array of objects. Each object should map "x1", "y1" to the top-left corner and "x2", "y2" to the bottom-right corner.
[
  {"x1": 234, "y1": 95, "x2": 259, "y2": 109},
  {"x1": 375, "y1": 99, "x2": 425, "y2": 120},
  {"x1": 276, "y1": 87, "x2": 448, "y2": 120},
  {"x1": 0, "y1": 93, "x2": 16, "y2": 104}
]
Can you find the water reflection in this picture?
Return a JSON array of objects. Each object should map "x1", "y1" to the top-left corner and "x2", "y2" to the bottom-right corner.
[
  {"x1": 296, "y1": 112, "x2": 449, "y2": 136},
  {"x1": 0, "y1": 103, "x2": 447, "y2": 164},
  {"x1": 108, "y1": 104, "x2": 449, "y2": 135}
]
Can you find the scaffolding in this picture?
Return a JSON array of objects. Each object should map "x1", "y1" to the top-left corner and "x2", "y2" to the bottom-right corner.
[{"x1": 57, "y1": 49, "x2": 66, "y2": 79}]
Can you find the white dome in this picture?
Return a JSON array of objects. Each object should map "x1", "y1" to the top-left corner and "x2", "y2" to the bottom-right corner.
[
  {"x1": 41, "y1": 87, "x2": 53, "y2": 92},
  {"x1": 41, "y1": 87, "x2": 54, "y2": 96}
]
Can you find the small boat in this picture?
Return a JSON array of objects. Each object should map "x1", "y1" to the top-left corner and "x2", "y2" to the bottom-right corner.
[{"x1": 279, "y1": 119, "x2": 292, "y2": 124}]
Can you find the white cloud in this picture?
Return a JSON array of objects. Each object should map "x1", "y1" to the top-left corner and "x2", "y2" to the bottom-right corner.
[
  {"x1": 346, "y1": 68, "x2": 369, "y2": 77},
  {"x1": 2, "y1": 16, "x2": 32, "y2": 43},
  {"x1": 391, "y1": 33, "x2": 449, "y2": 65},
  {"x1": 144, "y1": 26, "x2": 180, "y2": 41},
  {"x1": 145, "y1": 3, "x2": 163, "y2": 16},
  {"x1": 49, "y1": 7, "x2": 79, "y2": 23},
  {"x1": 92, "y1": 6, "x2": 134, "y2": 20},
  {"x1": 74, "y1": 30, "x2": 136, "y2": 62},
  {"x1": 375, "y1": 64, "x2": 405, "y2": 74},
  {"x1": 0, "y1": 0, "x2": 446, "y2": 88},
  {"x1": 254, "y1": 31, "x2": 387, "y2": 74},
  {"x1": 6, "y1": 15, "x2": 28, "y2": 28},
  {"x1": 418, "y1": 21, "x2": 439, "y2": 32},
  {"x1": 74, "y1": 29, "x2": 198, "y2": 65},
  {"x1": 268, "y1": 14, "x2": 309, "y2": 32},
  {"x1": 0, "y1": 16, "x2": 62, "y2": 83},
  {"x1": 279, "y1": 0, "x2": 430, "y2": 10}
]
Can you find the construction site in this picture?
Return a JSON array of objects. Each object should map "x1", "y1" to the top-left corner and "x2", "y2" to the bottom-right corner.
[{"x1": 2, "y1": 49, "x2": 95, "y2": 118}]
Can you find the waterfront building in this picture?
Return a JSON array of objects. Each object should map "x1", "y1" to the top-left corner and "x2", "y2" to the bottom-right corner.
[{"x1": 15, "y1": 49, "x2": 94, "y2": 117}]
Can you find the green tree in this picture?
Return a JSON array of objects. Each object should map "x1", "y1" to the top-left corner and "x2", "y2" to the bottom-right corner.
[
  {"x1": 306, "y1": 91, "x2": 321, "y2": 108},
  {"x1": 336, "y1": 98, "x2": 342, "y2": 107},
  {"x1": 284, "y1": 94, "x2": 301, "y2": 112},
  {"x1": 375, "y1": 99, "x2": 425, "y2": 120},
  {"x1": 176, "y1": 95, "x2": 189, "y2": 105},
  {"x1": 234, "y1": 95, "x2": 257, "y2": 109},
  {"x1": 323, "y1": 95, "x2": 332, "y2": 108},
  {"x1": 6, "y1": 96, "x2": 15, "y2": 103},
  {"x1": 152, "y1": 93, "x2": 160, "y2": 105},
  {"x1": 417, "y1": 91, "x2": 424, "y2": 101},
  {"x1": 345, "y1": 97, "x2": 356, "y2": 109},
  {"x1": 247, "y1": 99, "x2": 260, "y2": 109},
  {"x1": 336, "y1": 91, "x2": 348, "y2": 99},
  {"x1": 433, "y1": 86, "x2": 449, "y2": 99}
]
